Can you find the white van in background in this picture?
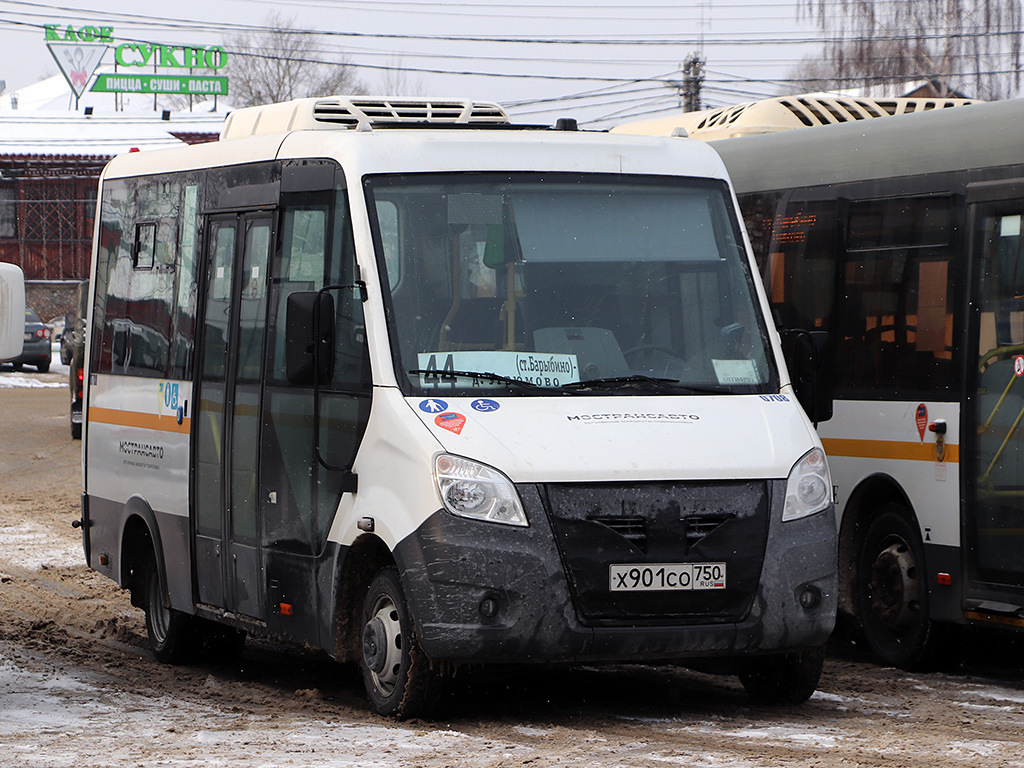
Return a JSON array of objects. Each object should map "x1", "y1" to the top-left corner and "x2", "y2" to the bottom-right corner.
[{"x1": 0, "y1": 262, "x2": 25, "y2": 362}]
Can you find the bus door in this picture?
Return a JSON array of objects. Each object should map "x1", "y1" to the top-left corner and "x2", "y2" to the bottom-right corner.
[
  {"x1": 194, "y1": 212, "x2": 274, "y2": 619},
  {"x1": 967, "y1": 181, "x2": 1024, "y2": 609}
]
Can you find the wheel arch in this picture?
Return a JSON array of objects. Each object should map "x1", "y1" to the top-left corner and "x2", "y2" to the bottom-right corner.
[
  {"x1": 332, "y1": 533, "x2": 396, "y2": 662},
  {"x1": 837, "y1": 472, "x2": 918, "y2": 619},
  {"x1": 118, "y1": 495, "x2": 165, "y2": 610}
]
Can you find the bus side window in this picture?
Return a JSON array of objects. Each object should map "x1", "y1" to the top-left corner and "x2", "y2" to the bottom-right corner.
[
  {"x1": 840, "y1": 196, "x2": 954, "y2": 396},
  {"x1": 758, "y1": 197, "x2": 838, "y2": 336}
]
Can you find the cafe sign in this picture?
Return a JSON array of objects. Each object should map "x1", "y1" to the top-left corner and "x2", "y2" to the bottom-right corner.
[
  {"x1": 92, "y1": 74, "x2": 228, "y2": 96},
  {"x1": 44, "y1": 23, "x2": 229, "y2": 97}
]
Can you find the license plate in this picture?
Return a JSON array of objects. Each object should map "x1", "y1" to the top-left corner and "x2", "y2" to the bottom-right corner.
[{"x1": 609, "y1": 562, "x2": 726, "y2": 592}]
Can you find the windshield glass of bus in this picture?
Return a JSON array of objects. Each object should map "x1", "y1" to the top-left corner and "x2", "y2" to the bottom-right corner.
[{"x1": 366, "y1": 173, "x2": 777, "y2": 396}]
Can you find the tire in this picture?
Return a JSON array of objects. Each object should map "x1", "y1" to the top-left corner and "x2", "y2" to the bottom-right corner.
[
  {"x1": 143, "y1": 552, "x2": 196, "y2": 664},
  {"x1": 36, "y1": 359, "x2": 50, "y2": 373},
  {"x1": 12, "y1": 362, "x2": 22, "y2": 371},
  {"x1": 360, "y1": 567, "x2": 443, "y2": 719},
  {"x1": 738, "y1": 646, "x2": 825, "y2": 704},
  {"x1": 857, "y1": 505, "x2": 937, "y2": 669},
  {"x1": 71, "y1": 420, "x2": 82, "y2": 440}
]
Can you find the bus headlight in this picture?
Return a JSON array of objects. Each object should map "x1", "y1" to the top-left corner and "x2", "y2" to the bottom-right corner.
[
  {"x1": 782, "y1": 447, "x2": 832, "y2": 521},
  {"x1": 434, "y1": 454, "x2": 528, "y2": 527}
]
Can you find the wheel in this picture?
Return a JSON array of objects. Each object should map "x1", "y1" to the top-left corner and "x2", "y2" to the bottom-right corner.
[
  {"x1": 36, "y1": 359, "x2": 49, "y2": 373},
  {"x1": 71, "y1": 420, "x2": 82, "y2": 439},
  {"x1": 360, "y1": 567, "x2": 442, "y2": 719},
  {"x1": 738, "y1": 646, "x2": 824, "y2": 704},
  {"x1": 12, "y1": 362, "x2": 22, "y2": 371},
  {"x1": 857, "y1": 505, "x2": 937, "y2": 669},
  {"x1": 143, "y1": 552, "x2": 196, "y2": 664}
]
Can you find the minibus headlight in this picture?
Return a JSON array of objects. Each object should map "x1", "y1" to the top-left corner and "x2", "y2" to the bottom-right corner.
[
  {"x1": 434, "y1": 455, "x2": 528, "y2": 527},
  {"x1": 782, "y1": 447, "x2": 832, "y2": 522}
]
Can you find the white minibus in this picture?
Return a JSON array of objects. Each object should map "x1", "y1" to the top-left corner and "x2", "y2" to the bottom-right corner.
[{"x1": 79, "y1": 97, "x2": 836, "y2": 717}]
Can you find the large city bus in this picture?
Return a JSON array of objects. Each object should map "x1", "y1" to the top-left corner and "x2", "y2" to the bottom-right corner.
[
  {"x1": 78, "y1": 96, "x2": 836, "y2": 718},
  {"x1": 624, "y1": 95, "x2": 1024, "y2": 668}
]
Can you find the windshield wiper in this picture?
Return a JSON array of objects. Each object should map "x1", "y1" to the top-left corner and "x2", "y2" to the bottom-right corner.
[
  {"x1": 408, "y1": 369, "x2": 555, "y2": 392},
  {"x1": 560, "y1": 375, "x2": 730, "y2": 394}
]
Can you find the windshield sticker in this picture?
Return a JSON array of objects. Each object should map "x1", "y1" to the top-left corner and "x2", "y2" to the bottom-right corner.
[
  {"x1": 712, "y1": 359, "x2": 759, "y2": 385},
  {"x1": 419, "y1": 398, "x2": 449, "y2": 413},
  {"x1": 435, "y1": 412, "x2": 467, "y2": 434},
  {"x1": 417, "y1": 351, "x2": 580, "y2": 388},
  {"x1": 471, "y1": 398, "x2": 500, "y2": 412},
  {"x1": 566, "y1": 413, "x2": 700, "y2": 424}
]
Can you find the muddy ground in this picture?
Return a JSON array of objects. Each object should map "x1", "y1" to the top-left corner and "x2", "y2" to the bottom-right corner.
[{"x1": 2, "y1": 376, "x2": 1024, "y2": 767}]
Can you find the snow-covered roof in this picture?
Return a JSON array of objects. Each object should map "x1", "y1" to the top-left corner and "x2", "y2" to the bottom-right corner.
[
  {"x1": 0, "y1": 74, "x2": 228, "y2": 158},
  {"x1": 0, "y1": 110, "x2": 225, "y2": 157}
]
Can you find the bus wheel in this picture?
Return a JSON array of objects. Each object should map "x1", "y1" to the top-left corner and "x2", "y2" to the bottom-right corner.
[
  {"x1": 143, "y1": 553, "x2": 195, "y2": 664},
  {"x1": 857, "y1": 506, "x2": 936, "y2": 669},
  {"x1": 738, "y1": 646, "x2": 824, "y2": 704},
  {"x1": 360, "y1": 567, "x2": 441, "y2": 719}
]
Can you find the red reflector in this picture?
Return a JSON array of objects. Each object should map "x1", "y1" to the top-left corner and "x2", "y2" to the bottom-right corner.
[
  {"x1": 77, "y1": 368, "x2": 84, "y2": 384},
  {"x1": 129, "y1": 147, "x2": 140, "y2": 152},
  {"x1": 98, "y1": 554, "x2": 108, "y2": 566},
  {"x1": 937, "y1": 573, "x2": 952, "y2": 586},
  {"x1": 280, "y1": 603, "x2": 293, "y2": 616}
]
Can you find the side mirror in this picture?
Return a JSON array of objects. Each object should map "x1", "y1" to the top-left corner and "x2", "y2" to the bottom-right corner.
[
  {"x1": 286, "y1": 291, "x2": 335, "y2": 386},
  {"x1": 782, "y1": 329, "x2": 833, "y2": 424}
]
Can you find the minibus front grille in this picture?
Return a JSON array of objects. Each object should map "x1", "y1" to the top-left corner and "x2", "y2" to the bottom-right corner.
[
  {"x1": 685, "y1": 514, "x2": 735, "y2": 546},
  {"x1": 540, "y1": 480, "x2": 770, "y2": 625},
  {"x1": 588, "y1": 515, "x2": 647, "y2": 552}
]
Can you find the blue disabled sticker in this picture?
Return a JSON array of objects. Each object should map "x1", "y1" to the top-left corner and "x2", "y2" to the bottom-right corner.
[
  {"x1": 471, "y1": 398, "x2": 500, "y2": 413},
  {"x1": 419, "y1": 398, "x2": 449, "y2": 414}
]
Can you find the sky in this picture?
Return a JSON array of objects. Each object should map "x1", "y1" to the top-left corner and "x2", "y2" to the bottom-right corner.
[{"x1": 0, "y1": 0, "x2": 830, "y2": 127}]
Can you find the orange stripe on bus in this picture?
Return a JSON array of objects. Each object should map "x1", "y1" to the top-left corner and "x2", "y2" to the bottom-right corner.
[
  {"x1": 88, "y1": 407, "x2": 191, "y2": 434},
  {"x1": 820, "y1": 437, "x2": 960, "y2": 464}
]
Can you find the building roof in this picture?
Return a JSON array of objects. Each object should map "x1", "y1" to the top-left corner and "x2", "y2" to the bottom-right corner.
[{"x1": 0, "y1": 74, "x2": 227, "y2": 159}]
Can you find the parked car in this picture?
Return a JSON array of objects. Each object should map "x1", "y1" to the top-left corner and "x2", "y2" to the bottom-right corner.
[{"x1": 9, "y1": 307, "x2": 52, "y2": 372}]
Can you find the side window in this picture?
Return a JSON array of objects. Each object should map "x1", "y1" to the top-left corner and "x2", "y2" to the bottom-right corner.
[
  {"x1": 0, "y1": 185, "x2": 16, "y2": 239},
  {"x1": 838, "y1": 196, "x2": 954, "y2": 397},
  {"x1": 134, "y1": 223, "x2": 156, "y2": 269},
  {"x1": 376, "y1": 200, "x2": 400, "y2": 290},
  {"x1": 742, "y1": 193, "x2": 838, "y2": 334}
]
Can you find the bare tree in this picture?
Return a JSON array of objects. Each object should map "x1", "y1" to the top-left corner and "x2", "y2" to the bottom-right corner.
[
  {"x1": 375, "y1": 56, "x2": 427, "y2": 98},
  {"x1": 793, "y1": 0, "x2": 1021, "y2": 100},
  {"x1": 226, "y1": 13, "x2": 364, "y2": 107}
]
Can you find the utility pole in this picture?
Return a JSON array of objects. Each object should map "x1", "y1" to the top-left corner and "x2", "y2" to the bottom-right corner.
[{"x1": 682, "y1": 53, "x2": 705, "y2": 113}]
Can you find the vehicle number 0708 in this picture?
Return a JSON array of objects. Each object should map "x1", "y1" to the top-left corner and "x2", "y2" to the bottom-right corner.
[{"x1": 609, "y1": 562, "x2": 727, "y2": 592}]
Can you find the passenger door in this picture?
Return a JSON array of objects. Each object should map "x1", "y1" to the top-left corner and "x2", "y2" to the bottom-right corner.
[
  {"x1": 966, "y1": 182, "x2": 1024, "y2": 600},
  {"x1": 194, "y1": 212, "x2": 273, "y2": 618}
]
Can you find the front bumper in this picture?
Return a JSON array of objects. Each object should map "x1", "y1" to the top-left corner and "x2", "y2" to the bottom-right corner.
[{"x1": 395, "y1": 482, "x2": 837, "y2": 665}]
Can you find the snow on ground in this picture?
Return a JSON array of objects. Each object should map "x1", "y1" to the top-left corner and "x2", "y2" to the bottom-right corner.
[
  {"x1": 0, "y1": 647, "x2": 526, "y2": 768},
  {"x1": 0, "y1": 519, "x2": 82, "y2": 570},
  {"x1": 0, "y1": 345, "x2": 68, "y2": 388}
]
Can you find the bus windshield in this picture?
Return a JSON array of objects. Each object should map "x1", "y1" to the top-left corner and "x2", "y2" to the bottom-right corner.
[{"x1": 367, "y1": 173, "x2": 777, "y2": 396}]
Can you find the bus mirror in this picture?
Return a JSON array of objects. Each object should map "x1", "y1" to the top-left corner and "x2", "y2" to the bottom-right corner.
[
  {"x1": 286, "y1": 291, "x2": 335, "y2": 386},
  {"x1": 783, "y1": 329, "x2": 833, "y2": 425}
]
